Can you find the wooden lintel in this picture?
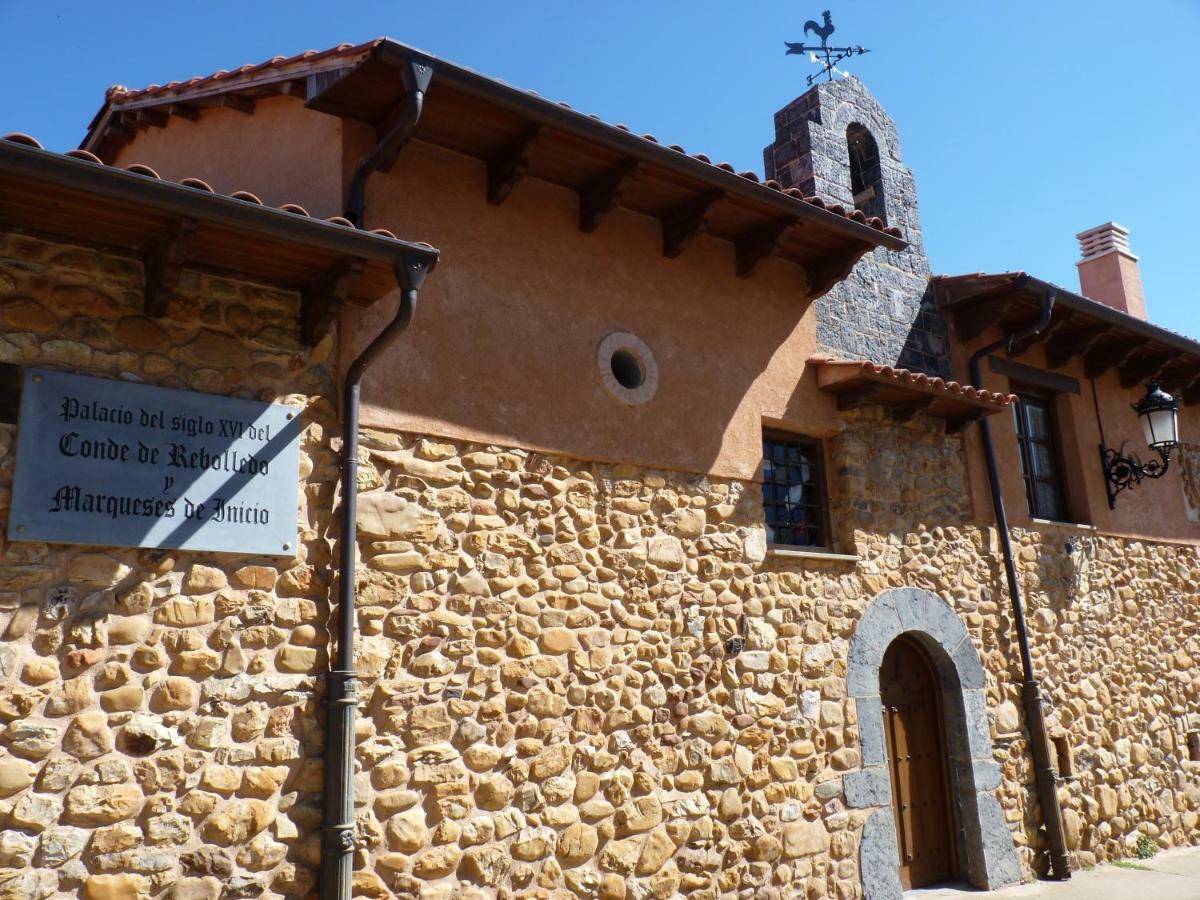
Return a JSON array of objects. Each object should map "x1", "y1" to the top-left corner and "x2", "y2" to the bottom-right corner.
[
  {"x1": 661, "y1": 191, "x2": 723, "y2": 258},
  {"x1": 135, "y1": 108, "x2": 170, "y2": 129},
  {"x1": 944, "y1": 409, "x2": 985, "y2": 434},
  {"x1": 735, "y1": 218, "x2": 795, "y2": 279},
  {"x1": 835, "y1": 383, "x2": 884, "y2": 412},
  {"x1": 890, "y1": 395, "x2": 937, "y2": 423},
  {"x1": 1118, "y1": 353, "x2": 1172, "y2": 389},
  {"x1": 1044, "y1": 322, "x2": 1110, "y2": 369},
  {"x1": 167, "y1": 103, "x2": 201, "y2": 122},
  {"x1": 144, "y1": 218, "x2": 197, "y2": 318},
  {"x1": 805, "y1": 241, "x2": 872, "y2": 300},
  {"x1": 487, "y1": 124, "x2": 542, "y2": 206},
  {"x1": 300, "y1": 258, "x2": 366, "y2": 346},
  {"x1": 1007, "y1": 309, "x2": 1074, "y2": 357},
  {"x1": 953, "y1": 294, "x2": 1012, "y2": 341},
  {"x1": 1084, "y1": 338, "x2": 1148, "y2": 379},
  {"x1": 579, "y1": 159, "x2": 639, "y2": 234}
]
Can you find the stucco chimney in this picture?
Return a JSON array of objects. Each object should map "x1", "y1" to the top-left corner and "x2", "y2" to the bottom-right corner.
[{"x1": 1075, "y1": 222, "x2": 1147, "y2": 320}]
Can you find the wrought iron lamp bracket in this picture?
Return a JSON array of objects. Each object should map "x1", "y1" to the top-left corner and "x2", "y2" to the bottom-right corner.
[{"x1": 1100, "y1": 443, "x2": 1173, "y2": 509}]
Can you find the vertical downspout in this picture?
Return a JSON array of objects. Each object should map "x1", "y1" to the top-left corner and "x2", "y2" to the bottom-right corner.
[
  {"x1": 968, "y1": 287, "x2": 1073, "y2": 881},
  {"x1": 322, "y1": 56, "x2": 437, "y2": 900}
]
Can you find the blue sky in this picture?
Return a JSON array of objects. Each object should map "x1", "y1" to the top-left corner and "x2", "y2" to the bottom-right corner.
[{"x1": 2, "y1": 1, "x2": 1197, "y2": 338}]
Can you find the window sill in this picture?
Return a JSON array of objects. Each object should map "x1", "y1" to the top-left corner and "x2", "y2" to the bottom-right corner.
[
  {"x1": 767, "y1": 545, "x2": 860, "y2": 562},
  {"x1": 1030, "y1": 518, "x2": 1097, "y2": 532}
]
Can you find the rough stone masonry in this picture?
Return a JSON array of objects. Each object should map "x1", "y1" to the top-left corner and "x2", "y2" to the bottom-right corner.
[{"x1": 2, "y1": 234, "x2": 1200, "y2": 897}]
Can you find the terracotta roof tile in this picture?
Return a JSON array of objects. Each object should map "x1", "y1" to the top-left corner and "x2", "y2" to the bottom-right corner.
[
  {"x1": 810, "y1": 355, "x2": 1017, "y2": 408},
  {"x1": 92, "y1": 39, "x2": 905, "y2": 242},
  {"x1": 1, "y1": 132, "x2": 415, "y2": 244}
]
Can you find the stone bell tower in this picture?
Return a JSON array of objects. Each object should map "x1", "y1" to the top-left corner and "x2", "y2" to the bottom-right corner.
[{"x1": 764, "y1": 77, "x2": 950, "y2": 378}]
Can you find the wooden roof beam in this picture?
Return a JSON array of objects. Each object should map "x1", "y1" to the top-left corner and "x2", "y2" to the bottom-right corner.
[
  {"x1": 1181, "y1": 376, "x2": 1200, "y2": 406},
  {"x1": 167, "y1": 103, "x2": 201, "y2": 121},
  {"x1": 735, "y1": 217, "x2": 795, "y2": 279},
  {"x1": 579, "y1": 159, "x2": 639, "y2": 234},
  {"x1": 144, "y1": 217, "x2": 197, "y2": 317},
  {"x1": 300, "y1": 258, "x2": 365, "y2": 346},
  {"x1": 953, "y1": 294, "x2": 1014, "y2": 341},
  {"x1": 890, "y1": 395, "x2": 936, "y2": 423},
  {"x1": 805, "y1": 241, "x2": 872, "y2": 300},
  {"x1": 661, "y1": 190, "x2": 722, "y2": 259},
  {"x1": 1119, "y1": 352, "x2": 1174, "y2": 389},
  {"x1": 1044, "y1": 322, "x2": 1111, "y2": 369},
  {"x1": 486, "y1": 124, "x2": 541, "y2": 206},
  {"x1": 945, "y1": 408, "x2": 986, "y2": 434},
  {"x1": 1084, "y1": 338, "x2": 1148, "y2": 379},
  {"x1": 1007, "y1": 308, "x2": 1074, "y2": 357},
  {"x1": 835, "y1": 383, "x2": 884, "y2": 412},
  {"x1": 134, "y1": 109, "x2": 170, "y2": 129}
]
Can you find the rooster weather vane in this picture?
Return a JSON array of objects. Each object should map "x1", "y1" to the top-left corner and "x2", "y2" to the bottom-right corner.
[{"x1": 785, "y1": 10, "x2": 870, "y2": 86}]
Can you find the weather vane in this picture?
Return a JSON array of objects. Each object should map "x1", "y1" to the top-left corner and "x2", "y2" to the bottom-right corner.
[{"x1": 785, "y1": 10, "x2": 870, "y2": 85}]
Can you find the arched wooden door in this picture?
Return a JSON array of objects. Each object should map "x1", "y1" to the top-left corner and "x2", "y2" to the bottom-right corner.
[{"x1": 880, "y1": 636, "x2": 958, "y2": 889}]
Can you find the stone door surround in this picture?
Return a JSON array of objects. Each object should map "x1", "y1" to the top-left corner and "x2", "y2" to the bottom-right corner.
[{"x1": 844, "y1": 588, "x2": 1022, "y2": 899}]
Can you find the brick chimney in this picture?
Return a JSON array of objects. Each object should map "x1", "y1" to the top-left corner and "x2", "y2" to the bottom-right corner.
[{"x1": 1076, "y1": 222, "x2": 1147, "y2": 319}]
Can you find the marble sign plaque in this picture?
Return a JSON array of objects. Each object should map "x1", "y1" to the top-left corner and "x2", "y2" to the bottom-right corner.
[{"x1": 10, "y1": 368, "x2": 301, "y2": 555}]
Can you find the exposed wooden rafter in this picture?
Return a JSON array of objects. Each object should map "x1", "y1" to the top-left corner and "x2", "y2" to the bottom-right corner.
[
  {"x1": 952, "y1": 294, "x2": 1013, "y2": 341},
  {"x1": 1044, "y1": 322, "x2": 1111, "y2": 369},
  {"x1": 735, "y1": 218, "x2": 794, "y2": 279},
  {"x1": 945, "y1": 409, "x2": 986, "y2": 434},
  {"x1": 835, "y1": 383, "x2": 884, "y2": 411},
  {"x1": 579, "y1": 159, "x2": 639, "y2": 234},
  {"x1": 1182, "y1": 377, "x2": 1200, "y2": 406},
  {"x1": 166, "y1": 103, "x2": 201, "y2": 121},
  {"x1": 300, "y1": 258, "x2": 365, "y2": 345},
  {"x1": 1118, "y1": 353, "x2": 1172, "y2": 389},
  {"x1": 661, "y1": 191, "x2": 722, "y2": 258},
  {"x1": 890, "y1": 395, "x2": 936, "y2": 423},
  {"x1": 134, "y1": 109, "x2": 170, "y2": 129},
  {"x1": 486, "y1": 124, "x2": 541, "y2": 206},
  {"x1": 804, "y1": 241, "x2": 872, "y2": 300},
  {"x1": 1084, "y1": 338, "x2": 1148, "y2": 379},
  {"x1": 1007, "y1": 308, "x2": 1074, "y2": 357},
  {"x1": 144, "y1": 217, "x2": 197, "y2": 317}
]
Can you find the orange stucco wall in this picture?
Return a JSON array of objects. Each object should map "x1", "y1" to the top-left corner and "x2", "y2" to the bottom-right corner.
[
  {"x1": 109, "y1": 99, "x2": 844, "y2": 483},
  {"x1": 955, "y1": 330, "x2": 1200, "y2": 544},
  {"x1": 109, "y1": 95, "x2": 346, "y2": 218},
  {"x1": 107, "y1": 95, "x2": 1199, "y2": 542}
]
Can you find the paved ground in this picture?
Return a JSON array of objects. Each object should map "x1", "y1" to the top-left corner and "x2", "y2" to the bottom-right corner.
[{"x1": 911, "y1": 846, "x2": 1200, "y2": 899}]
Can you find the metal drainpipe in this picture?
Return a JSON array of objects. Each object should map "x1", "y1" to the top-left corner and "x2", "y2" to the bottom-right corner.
[
  {"x1": 322, "y1": 57, "x2": 437, "y2": 900},
  {"x1": 968, "y1": 286, "x2": 1073, "y2": 881},
  {"x1": 345, "y1": 57, "x2": 434, "y2": 227}
]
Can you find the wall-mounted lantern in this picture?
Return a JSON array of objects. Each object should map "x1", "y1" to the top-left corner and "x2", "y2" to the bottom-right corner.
[{"x1": 1101, "y1": 381, "x2": 1180, "y2": 508}]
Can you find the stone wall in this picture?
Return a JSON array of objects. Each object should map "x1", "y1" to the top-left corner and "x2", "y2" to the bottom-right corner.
[
  {"x1": 342, "y1": 406, "x2": 1200, "y2": 898},
  {"x1": 1, "y1": 231, "x2": 1199, "y2": 900},
  {"x1": 0, "y1": 233, "x2": 337, "y2": 899}
]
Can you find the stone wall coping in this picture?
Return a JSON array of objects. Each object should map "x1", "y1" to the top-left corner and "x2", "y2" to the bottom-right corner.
[
  {"x1": 1030, "y1": 517, "x2": 1098, "y2": 532},
  {"x1": 767, "y1": 546, "x2": 860, "y2": 562}
]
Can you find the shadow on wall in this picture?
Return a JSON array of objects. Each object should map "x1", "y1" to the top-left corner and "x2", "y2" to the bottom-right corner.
[{"x1": 344, "y1": 168, "x2": 825, "y2": 481}]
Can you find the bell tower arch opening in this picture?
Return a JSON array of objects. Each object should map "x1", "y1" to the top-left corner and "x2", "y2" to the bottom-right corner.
[{"x1": 847, "y1": 122, "x2": 886, "y2": 223}]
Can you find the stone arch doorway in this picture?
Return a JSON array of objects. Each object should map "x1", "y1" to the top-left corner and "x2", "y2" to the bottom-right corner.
[
  {"x1": 880, "y1": 636, "x2": 957, "y2": 889},
  {"x1": 844, "y1": 588, "x2": 1021, "y2": 900}
]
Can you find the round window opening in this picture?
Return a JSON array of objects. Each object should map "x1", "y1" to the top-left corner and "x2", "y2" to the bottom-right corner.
[
  {"x1": 597, "y1": 331, "x2": 658, "y2": 405},
  {"x1": 610, "y1": 348, "x2": 645, "y2": 390}
]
